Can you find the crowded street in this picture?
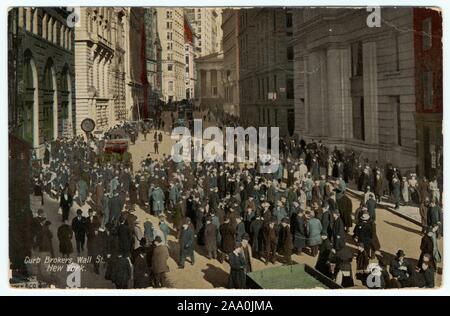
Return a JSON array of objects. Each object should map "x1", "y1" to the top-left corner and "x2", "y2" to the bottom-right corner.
[{"x1": 22, "y1": 110, "x2": 443, "y2": 289}]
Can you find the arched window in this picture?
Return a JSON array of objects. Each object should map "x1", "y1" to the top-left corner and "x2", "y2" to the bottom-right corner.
[
  {"x1": 25, "y1": 8, "x2": 32, "y2": 31},
  {"x1": 42, "y1": 60, "x2": 55, "y2": 141},
  {"x1": 60, "y1": 25, "x2": 65, "y2": 48},
  {"x1": 47, "y1": 17, "x2": 53, "y2": 42},
  {"x1": 33, "y1": 8, "x2": 39, "y2": 34},
  {"x1": 19, "y1": 55, "x2": 35, "y2": 143},
  {"x1": 53, "y1": 20, "x2": 58, "y2": 44},
  {"x1": 42, "y1": 14, "x2": 47, "y2": 39}
]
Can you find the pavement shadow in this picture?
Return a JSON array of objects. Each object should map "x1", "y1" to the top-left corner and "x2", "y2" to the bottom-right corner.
[
  {"x1": 383, "y1": 220, "x2": 422, "y2": 236},
  {"x1": 201, "y1": 263, "x2": 228, "y2": 288}
]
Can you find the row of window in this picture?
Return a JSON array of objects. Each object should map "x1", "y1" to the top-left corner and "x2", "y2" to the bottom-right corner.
[
  {"x1": 18, "y1": 8, "x2": 73, "y2": 50},
  {"x1": 257, "y1": 76, "x2": 294, "y2": 100}
]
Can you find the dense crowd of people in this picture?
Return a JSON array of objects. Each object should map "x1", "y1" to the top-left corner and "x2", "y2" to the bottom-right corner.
[{"x1": 28, "y1": 110, "x2": 442, "y2": 289}]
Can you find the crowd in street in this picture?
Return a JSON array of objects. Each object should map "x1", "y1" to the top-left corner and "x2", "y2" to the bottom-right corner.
[{"x1": 28, "y1": 111, "x2": 443, "y2": 289}]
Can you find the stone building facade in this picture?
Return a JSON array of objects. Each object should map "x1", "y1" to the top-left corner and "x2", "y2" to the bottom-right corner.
[
  {"x1": 413, "y1": 8, "x2": 442, "y2": 180},
  {"x1": 238, "y1": 8, "x2": 295, "y2": 136},
  {"x1": 292, "y1": 8, "x2": 426, "y2": 173},
  {"x1": 196, "y1": 52, "x2": 224, "y2": 111},
  {"x1": 74, "y1": 8, "x2": 127, "y2": 134},
  {"x1": 144, "y1": 8, "x2": 162, "y2": 114},
  {"x1": 126, "y1": 8, "x2": 146, "y2": 121},
  {"x1": 184, "y1": 17, "x2": 197, "y2": 100},
  {"x1": 221, "y1": 9, "x2": 240, "y2": 116},
  {"x1": 8, "y1": 7, "x2": 75, "y2": 154},
  {"x1": 157, "y1": 8, "x2": 185, "y2": 103}
]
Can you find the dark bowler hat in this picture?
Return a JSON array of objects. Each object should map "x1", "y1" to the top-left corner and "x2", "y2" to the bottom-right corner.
[{"x1": 396, "y1": 249, "x2": 405, "y2": 258}]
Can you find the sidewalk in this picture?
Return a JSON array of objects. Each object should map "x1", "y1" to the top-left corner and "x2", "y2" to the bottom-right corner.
[{"x1": 346, "y1": 188, "x2": 422, "y2": 226}]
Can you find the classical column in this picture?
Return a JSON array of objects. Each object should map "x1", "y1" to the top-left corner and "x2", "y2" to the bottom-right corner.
[
  {"x1": 362, "y1": 41, "x2": 379, "y2": 144},
  {"x1": 205, "y1": 70, "x2": 212, "y2": 98},
  {"x1": 306, "y1": 49, "x2": 327, "y2": 139},
  {"x1": 326, "y1": 46, "x2": 352, "y2": 141}
]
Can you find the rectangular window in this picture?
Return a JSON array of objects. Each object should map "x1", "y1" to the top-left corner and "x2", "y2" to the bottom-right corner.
[
  {"x1": 273, "y1": 11, "x2": 276, "y2": 30},
  {"x1": 286, "y1": 12, "x2": 293, "y2": 28},
  {"x1": 393, "y1": 96, "x2": 402, "y2": 146},
  {"x1": 394, "y1": 33, "x2": 400, "y2": 71},
  {"x1": 168, "y1": 64, "x2": 173, "y2": 71},
  {"x1": 168, "y1": 81, "x2": 173, "y2": 92},
  {"x1": 422, "y1": 18, "x2": 432, "y2": 50},
  {"x1": 351, "y1": 42, "x2": 363, "y2": 77},
  {"x1": 258, "y1": 79, "x2": 261, "y2": 100},
  {"x1": 352, "y1": 97, "x2": 365, "y2": 141},
  {"x1": 287, "y1": 46, "x2": 294, "y2": 61},
  {"x1": 286, "y1": 78, "x2": 294, "y2": 99},
  {"x1": 423, "y1": 71, "x2": 433, "y2": 109}
]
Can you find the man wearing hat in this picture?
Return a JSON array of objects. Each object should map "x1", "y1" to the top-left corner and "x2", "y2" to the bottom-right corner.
[
  {"x1": 315, "y1": 233, "x2": 333, "y2": 279},
  {"x1": 262, "y1": 218, "x2": 278, "y2": 265},
  {"x1": 152, "y1": 236, "x2": 170, "y2": 287},
  {"x1": 228, "y1": 242, "x2": 246, "y2": 289},
  {"x1": 306, "y1": 210, "x2": 322, "y2": 257},
  {"x1": 389, "y1": 249, "x2": 412, "y2": 287},
  {"x1": 366, "y1": 193, "x2": 377, "y2": 222},
  {"x1": 353, "y1": 212, "x2": 373, "y2": 257},
  {"x1": 320, "y1": 201, "x2": 334, "y2": 239},
  {"x1": 249, "y1": 213, "x2": 264, "y2": 259},
  {"x1": 331, "y1": 209, "x2": 346, "y2": 252},
  {"x1": 179, "y1": 218, "x2": 195, "y2": 269},
  {"x1": 235, "y1": 216, "x2": 246, "y2": 243},
  {"x1": 278, "y1": 217, "x2": 293, "y2": 264},
  {"x1": 241, "y1": 234, "x2": 253, "y2": 272},
  {"x1": 220, "y1": 216, "x2": 236, "y2": 259},
  {"x1": 72, "y1": 209, "x2": 88, "y2": 254},
  {"x1": 204, "y1": 215, "x2": 218, "y2": 260}
]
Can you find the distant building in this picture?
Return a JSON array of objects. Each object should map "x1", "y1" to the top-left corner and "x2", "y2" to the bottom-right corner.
[
  {"x1": 126, "y1": 8, "x2": 146, "y2": 121},
  {"x1": 144, "y1": 8, "x2": 162, "y2": 114},
  {"x1": 221, "y1": 9, "x2": 240, "y2": 116},
  {"x1": 157, "y1": 8, "x2": 185, "y2": 103},
  {"x1": 185, "y1": 8, "x2": 222, "y2": 58},
  {"x1": 238, "y1": 8, "x2": 295, "y2": 136},
  {"x1": 8, "y1": 8, "x2": 75, "y2": 155},
  {"x1": 184, "y1": 17, "x2": 197, "y2": 100},
  {"x1": 196, "y1": 52, "x2": 224, "y2": 111}
]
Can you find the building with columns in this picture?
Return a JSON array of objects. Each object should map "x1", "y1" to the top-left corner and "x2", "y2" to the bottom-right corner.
[
  {"x1": 157, "y1": 8, "x2": 185, "y2": 103},
  {"x1": 221, "y1": 9, "x2": 240, "y2": 116},
  {"x1": 8, "y1": 7, "x2": 75, "y2": 155},
  {"x1": 292, "y1": 7, "x2": 440, "y2": 173},
  {"x1": 238, "y1": 8, "x2": 295, "y2": 136},
  {"x1": 195, "y1": 52, "x2": 224, "y2": 110}
]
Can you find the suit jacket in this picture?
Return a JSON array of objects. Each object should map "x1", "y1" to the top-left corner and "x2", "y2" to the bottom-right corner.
[{"x1": 152, "y1": 245, "x2": 170, "y2": 274}]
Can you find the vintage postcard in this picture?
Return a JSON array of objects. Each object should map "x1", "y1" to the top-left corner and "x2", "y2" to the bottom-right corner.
[{"x1": 7, "y1": 5, "x2": 443, "y2": 292}]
